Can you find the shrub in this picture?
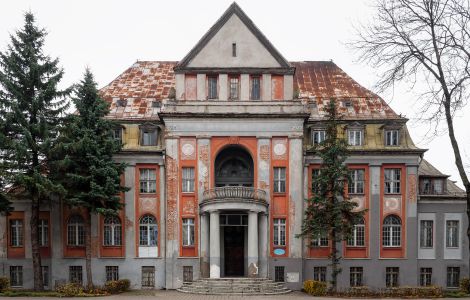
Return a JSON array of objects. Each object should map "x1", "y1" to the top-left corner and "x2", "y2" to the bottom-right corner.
[
  {"x1": 381, "y1": 286, "x2": 443, "y2": 298},
  {"x1": 303, "y1": 280, "x2": 327, "y2": 296},
  {"x1": 55, "y1": 282, "x2": 84, "y2": 297},
  {"x1": 0, "y1": 277, "x2": 9, "y2": 292},
  {"x1": 104, "y1": 279, "x2": 130, "y2": 294},
  {"x1": 346, "y1": 286, "x2": 371, "y2": 297},
  {"x1": 460, "y1": 277, "x2": 470, "y2": 293}
]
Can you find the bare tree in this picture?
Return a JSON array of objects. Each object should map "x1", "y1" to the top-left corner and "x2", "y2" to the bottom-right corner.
[{"x1": 351, "y1": 0, "x2": 470, "y2": 271}]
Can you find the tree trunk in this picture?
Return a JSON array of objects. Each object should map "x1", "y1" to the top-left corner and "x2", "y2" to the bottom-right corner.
[
  {"x1": 85, "y1": 209, "x2": 93, "y2": 289},
  {"x1": 31, "y1": 200, "x2": 43, "y2": 291},
  {"x1": 330, "y1": 229, "x2": 339, "y2": 293}
]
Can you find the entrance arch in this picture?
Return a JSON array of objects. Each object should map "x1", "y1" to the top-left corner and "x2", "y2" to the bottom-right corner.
[{"x1": 214, "y1": 146, "x2": 254, "y2": 187}]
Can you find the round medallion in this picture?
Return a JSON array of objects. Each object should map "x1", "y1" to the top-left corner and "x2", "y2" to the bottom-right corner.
[
  {"x1": 273, "y1": 143, "x2": 286, "y2": 156},
  {"x1": 350, "y1": 197, "x2": 364, "y2": 210},
  {"x1": 385, "y1": 198, "x2": 399, "y2": 211},
  {"x1": 182, "y1": 143, "x2": 195, "y2": 156},
  {"x1": 274, "y1": 248, "x2": 285, "y2": 256}
]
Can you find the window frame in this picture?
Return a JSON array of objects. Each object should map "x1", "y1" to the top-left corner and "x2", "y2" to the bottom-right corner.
[
  {"x1": 273, "y1": 167, "x2": 286, "y2": 193},
  {"x1": 347, "y1": 218, "x2": 365, "y2": 247},
  {"x1": 9, "y1": 266, "x2": 23, "y2": 287},
  {"x1": 140, "y1": 127, "x2": 158, "y2": 146},
  {"x1": 142, "y1": 266, "x2": 155, "y2": 287},
  {"x1": 182, "y1": 167, "x2": 195, "y2": 193},
  {"x1": 384, "y1": 168, "x2": 401, "y2": 194},
  {"x1": 385, "y1": 129, "x2": 400, "y2": 146},
  {"x1": 350, "y1": 267, "x2": 363, "y2": 287},
  {"x1": 9, "y1": 219, "x2": 23, "y2": 247},
  {"x1": 447, "y1": 267, "x2": 460, "y2": 288},
  {"x1": 311, "y1": 129, "x2": 326, "y2": 146},
  {"x1": 69, "y1": 266, "x2": 83, "y2": 285},
  {"x1": 39, "y1": 219, "x2": 49, "y2": 247},
  {"x1": 139, "y1": 214, "x2": 158, "y2": 247},
  {"x1": 103, "y1": 216, "x2": 122, "y2": 247},
  {"x1": 382, "y1": 215, "x2": 402, "y2": 247},
  {"x1": 313, "y1": 266, "x2": 327, "y2": 282},
  {"x1": 207, "y1": 76, "x2": 218, "y2": 100},
  {"x1": 311, "y1": 231, "x2": 329, "y2": 247},
  {"x1": 419, "y1": 220, "x2": 433, "y2": 249},
  {"x1": 348, "y1": 129, "x2": 363, "y2": 146},
  {"x1": 250, "y1": 75, "x2": 261, "y2": 100},
  {"x1": 420, "y1": 267, "x2": 432, "y2": 287},
  {"x1": 67, "y1": 215, "x2": 85, "y2": 247},
  {"x1": 105, "y1": 266, "x2": 119, "y2": 282},
  {"x1": 348, "y1": 169, "x2": 365, "y2": 194},
  {"x1": 182, "y1": 218, "x2": 195, "y2": 247},
  {"x1": 139, "y1": 168, "x2": 157, "y2": 194},
  {"x1": 385, "y1": 267, "x2": 399, "y2": 287},
  {"x1": 446, "y1": 220, "x2": 460, "y2": 248},
  {"x1": 228, "y1": 75, "x2": 240, "y2": 100},
  {"x1": 273, "y1": 218, "x2": 286, "y2": 246}
]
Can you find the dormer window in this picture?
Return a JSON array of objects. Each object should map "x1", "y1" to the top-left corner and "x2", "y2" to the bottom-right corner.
[
  {"x1": 312, "y1": 129, "x2": 326, "y2": 145},
  {"x1": 348, "y1": 129, "x2": 363, "y2": 146},
  {"x1": 140, "y1": 125, "x2": 158, "y2": 146},
  {"x1": 385, "y1": 129, "x2": 400, "y2": 146},
  {"x1": 208, "y1": 76, "x2": 218, "y2": 100},
  {"x1": 343, "y1": 100, "x2": 352, "y2": 108},
  {"x1": 420, "y1": 178, "x2": 445, "y2": 195},
  {"x1": 116, "y1": 99, "x2": 127, "y2": 107},
  {"x1": 152, "y1": 101, "x2": 161, "y2": 108},
  {"x1": 110, "y1": 127, "x2": 122, "y2": 142},
  {"x1": 229, "y1": 76, "x2": 239, "y2": 100},
  {"x1": 250, "y1": 76, "x2": 261, "y2": 100}
]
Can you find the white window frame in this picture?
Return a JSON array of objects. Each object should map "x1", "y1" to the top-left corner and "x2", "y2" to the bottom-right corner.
[
  {"x1": 349, "y1": 169, "x2": 365, "y2": 194},
  {"x1": 446, "y1": 220, "x2": 459, "y2": 248},
  {"x1": 39, "y1": 219, "x2": 48, "y2": 247},
  {"x1": 106, "y1": 266, "x2": 119, "y2": 282},
  {"x1": 347, "y1": 218, "x2": 365, "y2": 247},
  {"x1": 10, "y1": 266, "x2": 23, "y2": 287},
  {"x1": 140, "y1": 168, "x2": 156, "y2": 193},
  {"x1": 385, "y1": 129, "x2": 399, "y2": 146},
  {"x1": 311, "y1": 232, "x2": 329, "y2": 247},
  {"x1": 382, "y1": 215, "x2": 401, "y2": 247},
  {"x1": 273, "y1": 218, "x2": 286, "y2": 246},
  {"x1": 182, "y1": 218, "x2": 195, "y2": 246},
  {"x1": 67, "y1": 215, "x2": 85, "y2": 246},
  {"x1": 103, "y1": 216, "x2": 122, "y2": 246},
  {"x1": 384, "y1": 168, "x2": 401, "y2": 194},
  {"x1": 419, "y1": 220, "x2": 433, "y2": 248},
  {"x1": 139, "y1": 215, "x2": 158, "y2": 247},
  {"x1": 312, "y1": 130, "x2": 326, "y2": 145},
  {"x1": 182, "y1": 167, "x2": 195, "y2": 193},
  {"x1": 348, "y1": 129, "x2": 363, "y2": 146},
  {"x1": 273, "y1": 167, "x2": 286, "y2": 193},
  {"x1": 10, "y1": 219, "x2": 23, "y2": 247}
]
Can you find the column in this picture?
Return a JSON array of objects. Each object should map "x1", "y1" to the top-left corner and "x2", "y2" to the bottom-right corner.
[
  {"x1": 258, "y1": 212, "x2": 268, "y2": 277},
  {"x1": 200, "y1": 213, "x2": 209, "y2": 278},
  {"x1": 209, "y1": 210, "x2": 220, "y2": 278},
  {"x1": 248, "y1": 211, "x2": 259, "y2": 277}
]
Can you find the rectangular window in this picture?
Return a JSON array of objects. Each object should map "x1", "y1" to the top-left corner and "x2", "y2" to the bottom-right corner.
[
  {"x1": 142, "y1": 266, "x2": 155, "y2": 287},
  {"x1": 273, "y1": 218, "x2": 286, "y2": 246},
  {"x1": 185, "y1": 74, "x2": 197, "y2": 100},
  {"x1": 208, "y1": 76, "x2": 218, "y2": 99},
  {"x1": 39, "y1": 219, "x2": 49, "y2": 247},
  {"x1": 250, "y1": 76, "x2": 261, "y2": 100},
  {"x1": 347, "y1": 221, "x2": 365, "y2": 247},
  {"x1": 69, "y1": 266, "x2": 83, "y2": 285},
  {"x1": 229, "y1": 76, "x2": 239, "y2": 100},
  {"x1": 274, "y1": 266, "x2": 285, "y2": 282},
  {"x1": 106, "y1": 266, "x2": 119, "y2": 282},
  {"x1": 10, "y1": 266, "x2": 23, "y2": 287},
  {"x1": 311, "y1": 232, "x2": 329, "y2": 247},
  {"x1": 349, "y1": 169, "x2": 365, "y2": 194},
  {"x1": 111, "y1": 128, "x2": 122, "y2": 142},
  {"x1": 313, "y1": 267, "x2": 327, "y2": 282},
  {"x1": 182, "y1": 167, "x2": 195, "y2": 193},
  {"x1": 140, "y1": 129, "x2": 157, "y2": 146},
  {"x1": 183, "y1": 266, "x2": 193, "y2": 282},
  {"x1": 312, "y1": 130, "x2": 326, "y2": 145},
  {"x1": 182, "y1": 218, "x2": 195, "y2": 246},
  {"x1": 350, "y1": 267, "x2": 363, "y2": 287},
  {"x1": 348, "y1": 130, "x2": 363, "y2": 146},
  {"x1": 420, "y1": 220, "x2": 433, "y2": 248},
  {"x1": 420, "y1": 268, "x2": 432, "y2": 286},
  {"x1": 447, "y1": 267, "x2": 460, "y2": 288},
  {"x1": 273, "y1": 167, "x2": 286, "y2": 193},
  {"x1": 385, "y1": 130, "x2": 399, "y2": 146},
  {"x1": 140, "y1": 169, "x2": 156, "y2": 193},
  {"x1": 433, "y1": 179, "x2": 443, "y2": 194},
  {"x1": 384, "y1": 168, "x2": 401, "y2": 194},
  {"x1": 446, "y1": 220, "x2": 459, "y2": 248},
  {"x1": 385, "y1": 267, "x2": 399, "y2": 287},
  {"x1": 42, "y1": 266, "x2": 49, "y2": 287},
  {"x1": 9, "y1": 219, "x2": 23, "y2": 247},
  {"x1": 311, "y1": 169, "x2": 320, "y2": 194},
  {"x1": 271, "y1": 75, "x2": 284, "y2": 100},
  {"x1": 420, "y1": 178, "x2": 444, "y2": 195}
]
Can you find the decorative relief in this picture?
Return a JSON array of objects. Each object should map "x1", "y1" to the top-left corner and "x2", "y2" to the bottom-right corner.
[
  {"x1": 384, "y1": 196, "x2": 402, "y2": 214},
  {"x1": 350, "y1": 196, "x2": 365, "y2": 212},
  {"x1": 259, "y1": 180, "x2": 269, "y2": 190},
  {"x1": 408, "y1": 173, "x2": 417, "y2": 203},
  {"x1": 140, "y1": 197, "x2": 157, "y2": 213},
  {"x1": 229, "y1": 136, "x2": 240, "y2": 145},
  {"x1": 259, "y1": 161, "x2": 269, "y2": 171},
  {"x1": 182, "y1": 199, "x2": 195, "y2": 214},
  {"x1": 259, "y1": 145, "x2": 270, "y2": 160},
  {"x1": 272, "y1": 139, "x2": 287, "y2": 160},
  {"x1": 166, "y1": 156, "x2": 178, "y2": 240},
  {"x1": 199, "y1": 145, "x2": 210, "y2": 193},
  {"x1": 181, "y1": 139, "x2": 196, "y2": 160}
]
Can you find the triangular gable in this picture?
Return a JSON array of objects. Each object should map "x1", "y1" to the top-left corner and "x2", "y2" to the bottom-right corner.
[{"x1": 175, "y1": 2, "x2": 292, "y2": 70}]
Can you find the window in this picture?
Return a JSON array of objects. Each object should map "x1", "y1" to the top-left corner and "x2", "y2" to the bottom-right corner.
[
  {"x1": 42, "y1": 266, "x2": 49, "y2": 287},
  {"x1": 311, "y1": 169, "x2": 321, "y2": 194},
  {"x1": 182, "y1": 167, "x2": 195, "y2": 193},
  {"x1": 69, "y1": 266, "x2": 83, "y2": 285},
  {"x1": 232, "y1": 43, "x2": 237, "y2": 57},
  {"x1": 103, "y1": 216, "x2": 122, "y2": 246},
  {"x1": 313, "y1": 267, "x2": 327, "y2": 282},
  {"x1": 229, "y1": 76, "x2": 239, "y2": 100},
  {"x1": 273, "y1": 218, "x2": 286, "y2": 246},
  {"x1": 106, "y1": 266, "x2": 119, "y2": 282},
  {"x1": 142, "y1": 266, "x2": 155, "y2": 287},
  {"x1": 446, "y1": 220, "x2": 459, "y2": 248},
  {"x1": 383, "y1": 215, "x2": 401, "y2": 247},
  {"x1": 139, "y1": 215, "x2": 158, "y2": 246},
  {"x1": 111, "y1": 128, "x2": 122, "y2": 142},
  {"x1": 208, "y1": 76, "x2": 218, "y2": 99},
  {"x1": 447, "y1": 267, "x2": 460, "y2": 288},
  {"x1": 274, "y1": 266, "x2": 285, "y2": 282},
  {"x1": 140, "y1": 128, "x2": 157, "y2": 146},
  {"x1": 350, "y1": 267, "x2": 363, "y2": 287},
  {"x1": 39, "y1": 219, "x2": 48, "y2": 247},
  {"x1": 386, "y1": 267, "x2": 399, "y2": 287},
  {"x1": 349, "y1": 169, "x2": 365, "y2": 194},
  {"x1": 183, "y1": 266, "x2": 193, "y2": 282},
  {"x1": 420, "y1": 178, "x2": 444, "y2": 195},
  {"x1": 384, "y1": 168, "x2": 401, "y2": 194},
  {"x1": 10, "y1": 219, "x2": 23, "y2": 247},
  {"x1": 347, "y1": 218, "x2": 365, "y2": 247},
  {"x1": 10, "y1": 266, "x2": 23, "y2": 287},
  {"x1": 273, "y1": 167, "x2": 286, "y2": 193},
  {"x1": 182, "y1": 218, "x2": 195, "y2": 246},
  {"x1": 311, "y1": 232, "x2": 329, "y2": 247},
  {"x1": 420, "y1": 268, "x2": 432, "y2": 286},
  {"x1": 348, "y1": 130, "x2": 363, "y2": 146},
  {"x1": 67, "y1": 215, "x2": 85, "y2": 246},
  {"x1": 250, "y1": 76, "x2": 261, "y2": 100},
  {"x1": 385, "y1": 130, "x2": 399, "y2": 146},
  {"x1": 312, "y1": 130, "x2": 326, "y2": 145},
  {"x1": 139, "y1": 169, "x2": 156, "y2": 193},
  {"x1": 420, "y1": 220, "x2": 433, "y2": 248},
  {"x1": 116, "y1": 99, "x2": 127, "y2": 107}
]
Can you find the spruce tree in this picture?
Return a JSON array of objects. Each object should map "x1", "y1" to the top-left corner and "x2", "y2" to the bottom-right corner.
[
  {"x1": 299, "y1": 99, "x2": 365, "y2": 292},
  {"x1": 53, "y1": 69, "x2": 128, "y2": 288},
  {"x1": 0, "y1": 12, "x2": 69, "y2": 290}
]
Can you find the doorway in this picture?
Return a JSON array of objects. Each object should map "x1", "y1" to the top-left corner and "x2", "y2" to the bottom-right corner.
[{"x1": 223, "y1": 226, "x2": 245, "y2": 277}]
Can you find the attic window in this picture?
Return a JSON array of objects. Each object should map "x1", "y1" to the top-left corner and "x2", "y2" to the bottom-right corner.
[
  {"x1": 116, "y1": 99, "x2": 127, "y2": 107},
  {"x1": 344, "y1": 100, "x2": 352, "y2": 108},
  {"x1": 152, "y1": 101, "x2": 161, "y2": 108},
  {"x1": 232, "y1": 43, "x2": 237, "y2": 57}
]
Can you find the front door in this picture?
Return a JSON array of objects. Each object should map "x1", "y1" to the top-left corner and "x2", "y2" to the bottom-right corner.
[{"x1": 224, "y1": 226, "x2": 244, "y2": 277}]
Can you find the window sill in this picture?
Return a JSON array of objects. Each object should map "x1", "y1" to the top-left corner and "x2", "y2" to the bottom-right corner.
[
  {"x1": 345, "y1": 246, "x2": 367, "y2": 249},
  {"x1": 382, "y1": 246, "x2": 402, "y2": 249},
  {"x1": 310, "y1": 246, "x2": 329, "y2": 248},
  {"x1": 273, "y1": 245, "x2": 286, "y2": 248},
  {"x1": 182, "y1": 245, "x2": 195, "y2": 248},
  {"x1": 103, "y1": 245, "x2": 123, "y2": 248},
  {"x1": 66, "y1": 245, "x2": 85, "y2": 248},
  {"x1": 273, "y1": 192, "x2": 286, "y2": 196}
]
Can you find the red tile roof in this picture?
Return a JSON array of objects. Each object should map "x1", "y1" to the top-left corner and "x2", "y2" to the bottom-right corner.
[{"x1": 100, "y1": 60, "x2": 400, "y2": 120}]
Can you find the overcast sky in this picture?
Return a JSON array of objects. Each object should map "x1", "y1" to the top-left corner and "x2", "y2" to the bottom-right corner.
[{"x1": 1, "y1": 0, "x2": 469, "y2": 187}]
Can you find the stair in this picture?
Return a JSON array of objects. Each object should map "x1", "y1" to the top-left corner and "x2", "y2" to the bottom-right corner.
[{"x1": 177, "y1": 277, "x2": 291, "y2": 295}]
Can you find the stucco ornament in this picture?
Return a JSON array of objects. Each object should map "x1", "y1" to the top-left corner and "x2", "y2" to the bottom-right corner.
[
  {"x1": 384, "y1": 196, "x2": 401, "y2": 213},
  {"x1": 182, "y1": 143, "x2": 195, "y2": 157},
  {"x1": 259, "y1": 160, "x2": 269, "y2": 171},
  {"x1": 350, "y1": 196, "x2": 364, "y2": 211},
  {"x1": 273, "y1": 143, "x2": 286, "y2": 156}
]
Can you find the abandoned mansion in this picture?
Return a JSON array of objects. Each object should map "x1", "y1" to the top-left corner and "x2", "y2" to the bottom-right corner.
[{"x1": 0, "y1": 3, "x2": 467, "y2": 292}]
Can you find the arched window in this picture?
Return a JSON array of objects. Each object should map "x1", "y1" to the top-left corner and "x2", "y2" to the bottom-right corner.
[
  {"x1": 67, "y1": 215, "x2": 85, "y2": 246},
  {"x1": 347, "y1": 218, "x2": 365, "y2": 247},
  {"x1": 139, "y1": 215, "x2": 158, "y2": 246},
  {"x1": 103, "y1": 216, "x2": 122, "y2": 246},
  {"x1": 383, "y1": 215, "x2": 401, "y2": 247}
]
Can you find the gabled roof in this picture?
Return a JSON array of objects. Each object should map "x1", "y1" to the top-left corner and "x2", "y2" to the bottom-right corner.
[
  {"x1": 418, "y1": 159, "x2": 466, "y2": 198},
  {"x1": 174, "y1": 2, "x2": 291, "y2": 71}
]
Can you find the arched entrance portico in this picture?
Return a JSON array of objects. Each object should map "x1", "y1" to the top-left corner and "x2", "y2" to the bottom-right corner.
[{"x1": 200, "y1": 145, "x2": 268, "y2": 278}]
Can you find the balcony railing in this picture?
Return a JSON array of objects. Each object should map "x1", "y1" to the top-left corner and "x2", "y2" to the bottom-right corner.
[{"x1": 202, "y1": 186, "x2": 267, "y2": 203}]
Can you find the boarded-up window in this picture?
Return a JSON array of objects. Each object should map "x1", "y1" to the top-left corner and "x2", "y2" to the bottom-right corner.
[
  {"x1": 271, "y1": 75, "x2": 284, "y2": 100},
  {"x1": 185, "y1": 75, "x2": 197, "y2": 100}
]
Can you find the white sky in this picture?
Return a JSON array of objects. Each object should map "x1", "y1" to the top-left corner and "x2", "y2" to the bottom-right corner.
[{"x1": 1, "y1": 0, "x2": 469, "y2": 188}]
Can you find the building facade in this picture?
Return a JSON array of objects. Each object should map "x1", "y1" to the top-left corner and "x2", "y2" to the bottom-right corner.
[{"x1": 0, "y1": 3, "x2": 468, "y2": 291}]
